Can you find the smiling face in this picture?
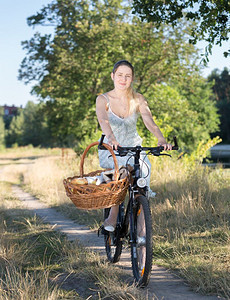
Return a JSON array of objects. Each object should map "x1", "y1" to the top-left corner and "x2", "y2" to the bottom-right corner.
[{"x1": 111, "y1": 65, "x2": 133, "y2": 91}]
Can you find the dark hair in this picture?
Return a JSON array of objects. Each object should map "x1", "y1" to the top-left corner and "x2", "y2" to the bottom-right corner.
[{"x1": 112, "y1": 60, "x2": 134, "y2": 76}]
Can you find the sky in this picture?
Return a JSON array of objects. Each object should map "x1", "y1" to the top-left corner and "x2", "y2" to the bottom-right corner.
[{"x1": 0, "y1": 1, "x2": 229, "y2": 108}]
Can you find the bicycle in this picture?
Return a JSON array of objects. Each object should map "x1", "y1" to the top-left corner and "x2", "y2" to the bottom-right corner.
[{"x1": 98, "y1": 134, "x2": 178, "y2": 287}]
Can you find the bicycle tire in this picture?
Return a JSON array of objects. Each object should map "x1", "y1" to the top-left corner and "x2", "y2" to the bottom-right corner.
[
  {"x1": 104, "y1": 207, "x2": 122, "y2": 263},
  {"x1": 130, "y1": 195, "x2": 153, "y2": 287}
]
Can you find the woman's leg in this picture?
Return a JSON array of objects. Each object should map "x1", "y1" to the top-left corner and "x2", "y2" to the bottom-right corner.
[
  {"x1": 104, "y1": 205, "x2": 119, "y2": 231},
  {"x1": 137, "y1": 207, "x2": 146, "y2": 237},
  {"x1": 140, "y1": 153, "x2": 151, "y2": 187},
  {"x1": 140, "y1": 154, "x2": 156, "y2": 198}
]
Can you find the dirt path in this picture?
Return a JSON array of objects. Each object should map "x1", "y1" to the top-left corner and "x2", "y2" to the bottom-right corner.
[{"x1": 12, "y1": 185, "x2": 222, "y2": 300}]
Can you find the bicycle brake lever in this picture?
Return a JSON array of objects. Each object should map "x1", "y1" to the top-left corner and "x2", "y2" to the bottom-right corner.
[
  {"x1": 149, "y1": 150, "x2": 161, "y2": 156},
  {"x1": 108, "y1": 153, "x2": 126, "y2": 158},
  {"x1": 153, "y1": 153, "x2": 160, "y2": 156},
  {"x1": 117, "y1": 151, "x2": 128, "y2": 157},
  {"x1": 117, "y1": 147, "x2": 128, "y2": 156},
  {"x1": 119, "y1": 153, "x2": 128, "y2": 157},
  {"x1": 160, "y1": 153, "x2": 172, "y2": 157}
]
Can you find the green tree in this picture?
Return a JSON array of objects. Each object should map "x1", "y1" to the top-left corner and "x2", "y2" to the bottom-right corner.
[
  {"x1": 3, "y1": 106, "x2": 19, "y2": 130},
  {"x1": 208, "y1": 68, "x2": 230, "y2": 143},
  {"x1": 19, "y1": 0, "x2": 219, "y2": 150},
  {"x1": 132, "y1": 0, "x2": 230, "y2": 61},
  {"x1": 22, "y1": 101, "x2": 53, "y2": 146},
  {"x1": 6, "y1": 101, "x2": 53, "y2": 147},
  {"x1": 19, "y1": 0, "x2": 128, "y2": 145},
  {"x1": 171, "y1": 72, "x2": 220, "y2": 144},
  {"x1": 137, "y1": 82, "x2": 219, "y2": 151},
  {"x1": 6, "y1": 109, "x2": 24, "y2": 146}
]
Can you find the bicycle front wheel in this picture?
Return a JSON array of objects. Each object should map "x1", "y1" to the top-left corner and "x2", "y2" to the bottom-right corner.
[
  {"x1": 104, "y1": 207, "x2": 122, "y2": 263},
  {"x1": 130, "y1": 195, "x2": 153, "y2": 287}
]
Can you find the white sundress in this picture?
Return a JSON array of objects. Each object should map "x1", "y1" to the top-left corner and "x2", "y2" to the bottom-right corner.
[{"x1": 98, "y1": 93, "x2": 152, "y2": 187}]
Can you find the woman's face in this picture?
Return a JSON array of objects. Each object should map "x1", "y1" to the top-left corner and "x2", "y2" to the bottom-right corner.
[{"x1": 111, "y1": 65, "x2": 133, "y2": 90}]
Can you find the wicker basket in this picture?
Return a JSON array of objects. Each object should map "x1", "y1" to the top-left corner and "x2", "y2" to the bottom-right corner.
[{"x1": 63, "y1": 141, "x2": 129, "y2": 210}]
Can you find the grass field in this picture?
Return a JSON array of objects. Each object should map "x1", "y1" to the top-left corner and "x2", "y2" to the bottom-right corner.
[
  {"x1": 0, "y1": 146, "x2": 229, "y2": 298},
  {"x1": 0, "y1": 149, "x2": 147, "y2": 299}
]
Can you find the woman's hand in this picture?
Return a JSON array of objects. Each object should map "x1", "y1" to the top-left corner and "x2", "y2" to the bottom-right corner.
[
  {"x1": 107, "y1": 134, "x2": 120, "y2": 150},
  {"x1": 157, "y1": 138, "x2": 172, "y2": 151}
]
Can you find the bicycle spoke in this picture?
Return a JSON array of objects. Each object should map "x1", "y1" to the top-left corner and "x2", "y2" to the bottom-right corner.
[
  {"x1": 130, "y1": 195, "x2": 153, "y2": 287},
  {"x1": 104, "y1": 208, "x2": 122, "y2": 263}
]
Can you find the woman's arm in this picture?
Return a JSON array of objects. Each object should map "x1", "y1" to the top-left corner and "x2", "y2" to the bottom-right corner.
[
  {"x1": 96, "y1": 95, "x2": 120, "y2": 149},
  {"x1": 138, "y1": 94, "x2": 172, "y2": 150}
]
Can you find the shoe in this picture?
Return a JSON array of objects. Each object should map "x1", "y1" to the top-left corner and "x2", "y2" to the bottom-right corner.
[
  {"x1": 103, "y1": 219, "x2": 116, "y2": 232},
  {"x1": 148, "y1": 188, "x2": 156, "y2": 199},
  {"x1": 137, "y1": 236, "x2": 146, "y2": 246}
]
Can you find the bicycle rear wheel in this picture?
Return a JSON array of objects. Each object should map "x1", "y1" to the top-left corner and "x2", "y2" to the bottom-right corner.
[
  {"x1": 104, "y1": 207, "x2": 122, "y2": 263},
  {"x1": 130, "y1": 195, "x2": 153, "y2": 287}
]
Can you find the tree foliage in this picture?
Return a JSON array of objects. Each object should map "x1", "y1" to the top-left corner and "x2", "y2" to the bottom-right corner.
[
  {"x1": 6, "y1": 109, "x2": 24, "y2": 146},
  {"x1": 6, "y1": 102, "x2": 53, "y2": 147},
  {"x1": 132, "y1": 0, "x2": 230, "y2": 60},
  {"x1": 208, "y1": 68, "x2": 230, "y2": 143},
  {"x1": 18, "y1": 0, "x2": 220, "y2": 151},
  {"x1": 138, "y1": 79, "x2": 219, "y2": 151}
]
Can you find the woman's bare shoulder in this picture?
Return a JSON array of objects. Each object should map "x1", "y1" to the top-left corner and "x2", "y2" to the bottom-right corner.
[
  {"x1": 96, "y1": 94, "x2": 110, "y2": 112},
  {"x1": 135, "y1": 92, "x2": 146, "y2": 104},
  {"x1": 96, "y1": 91, "x2": 114, "y2": 101},
  {"x1": 96, "y1": 94, "x2": 107, "y2": 103}
]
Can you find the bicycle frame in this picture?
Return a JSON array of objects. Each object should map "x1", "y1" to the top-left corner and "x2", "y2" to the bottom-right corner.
[
  {"x1": 99, "y1": 134, "x2": 178, "y2": 286},
  {"x1": 101, "y1": 142, "x2": 150, "y2": 242},
  {"x1": 98, "y1": 134, "x2": 178, "y2": 234}
]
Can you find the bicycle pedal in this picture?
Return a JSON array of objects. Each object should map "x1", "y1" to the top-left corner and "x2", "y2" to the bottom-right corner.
[{"x1": 98, "y1": 225, "x2": 109, "y2": 236}]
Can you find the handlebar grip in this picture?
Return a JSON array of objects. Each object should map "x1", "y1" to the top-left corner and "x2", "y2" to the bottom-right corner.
[
  {"x1": 98, "y1": 134, "x2": 105, "y2": 149},
  {"x1": 173, "y1": 136, "x2": 178, "y2": 150}
]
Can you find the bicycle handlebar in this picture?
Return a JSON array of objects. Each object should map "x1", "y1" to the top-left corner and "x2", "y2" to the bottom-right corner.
[{"x1": 98, "y1": 134, "x2": 178, "y2": 156}]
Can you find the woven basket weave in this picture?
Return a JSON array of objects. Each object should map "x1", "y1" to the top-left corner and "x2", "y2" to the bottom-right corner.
[{"x1": 63, "y1": 141, "x2": 129, "y2": 210}]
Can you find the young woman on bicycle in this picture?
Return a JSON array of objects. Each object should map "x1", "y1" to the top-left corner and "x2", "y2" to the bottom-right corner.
[{"x1": 96, "y1": 60, "x2": 172, "y2": 232}]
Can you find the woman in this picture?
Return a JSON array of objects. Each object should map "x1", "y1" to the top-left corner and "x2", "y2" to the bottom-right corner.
[{"x1": 96, "y1": 60, "x2": 171, "y2": 232}]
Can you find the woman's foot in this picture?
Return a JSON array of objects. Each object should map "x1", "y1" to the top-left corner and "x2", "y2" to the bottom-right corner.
[
  {"x1": 148, "y1": 188, "x2": 156, "y2": 199},
  {"x1": 103, "y1": 218, "x2": 116, "y2": 232},
  {"x1": 103, "y1": 205, "x2": 119, "y2": 232}
]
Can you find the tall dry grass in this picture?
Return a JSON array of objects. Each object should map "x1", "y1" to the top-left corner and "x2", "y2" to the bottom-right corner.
[
  {"x1": 149, "y1": 156, "x2": 229, "y2": 236},
  {"x1": 0, "y1": 181, "x2": 149, "y2": 300},
  {"x1": 1, "y1": 147, "x2": 229, "y2": 298},
  {"x1": 0, "y1": 145, "x2": 61, "y2": 159},
  {"x1": 148, "y1": 157, "x2": 230, "y2": 298},
  {"x1": 23, "y1": 153, "x2": 105, "y2": 227}
]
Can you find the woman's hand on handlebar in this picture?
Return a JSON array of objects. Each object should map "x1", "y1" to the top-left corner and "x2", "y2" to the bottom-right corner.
[
  {"x1": 157, "y1": 138, "x2": 172, "y2": 151},
  {"x1": 107, "y1": 134, "x2": 120, "y2": 150},
  {"x1": 112, "y1": 141, "x2": 121, "y2": 150}
]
